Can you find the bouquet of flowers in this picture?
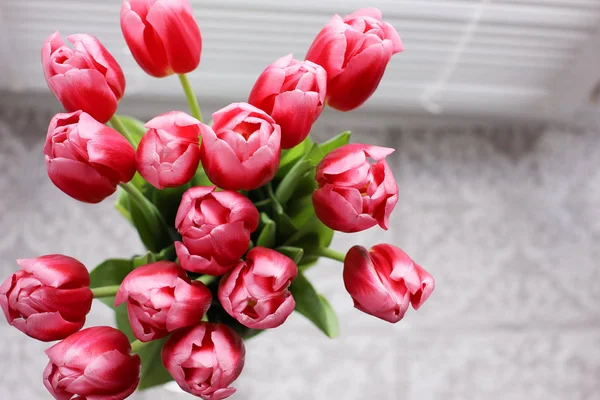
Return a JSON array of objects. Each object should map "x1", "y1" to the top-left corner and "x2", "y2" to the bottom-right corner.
[{"x1": 0, "y1": 2, "x2": 435, "y2": 399}]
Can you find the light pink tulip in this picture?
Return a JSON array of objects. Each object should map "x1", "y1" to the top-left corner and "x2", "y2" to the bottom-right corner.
[
  {"x1": 175, "y1": 186, "x2": 259, "y2": 275},
  {"x1": 343, "y1": 244, "x2": 434, "y2": 323},
  {"x1": 121, "y1": 0, "x2": 202, "y2": 77},
  {"x1": 313, "y1": 143, "x2": 398, "y2": 232},
  {"x1": 306, "y1": 8, "x2": 403, "y2": 111},
  {"x1": 44, "y1": 326, "x2": 141, "y2": 400},
  {"x1": 218, "y1": 247, "x2": 297, "y2": 329},
  {"x1": 199, "y1": 103, "x2": 281, "y2": 191},
  {"x1": 249, "y1": 54, "x2": 326, "y2": 149},
  {"x1": 162, "y1": 322, "x2": 245, "y2": 400},
  {"x1": 115, "y1": 261, "x2": 212, "y2": 342},
  {"x1": 42, "y1": 32, "x2": 125, "y2": 123},
  {"x1": 0, "y1": 255, "x2": 92, "y2": 342},
  {"x1": 136, "y1": 111, "x2": 201, "y2": 189},
  {"x1": 44, "y1": 111, "x2": 136, "y2": 203}
]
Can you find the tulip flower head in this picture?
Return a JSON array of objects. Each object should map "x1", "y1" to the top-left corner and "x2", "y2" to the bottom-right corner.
[
  {"x1": 44, "y1": 111, "x2": 136, "y2": 203},
  {"x1": 175, "y1": 186, "x2": 260, "y2": 276},
  {"x1": 0, "y1": 255, "x2": 92, "y2": 342},
  {"x1": 199, "y1": 103, "x2": 281, "y2": 191},
  {"x1": 42, "y1": 32, "x2": 125, "y2": 123},
  {"x1": 219, "y1": 247, "x2": 297, "y2": 329},
  {"x1": 249, "y1": 54, "x2": 327, "y2": 149},
  {"x1": 313, "y1": 143, "x2": 398, "y2": 232},
  {"x1": 343, "y1": 244, "x2": 434, "y2": 323},
  {"x1": 162, "y1": 322, "x2": 245, "y2": 400},
  {"x1": 306, "y1": 8, "x2": 403, "y2": 111},
  {"x1": 115, "y1": 261, "x2": 212, "y2": 342},
  {"x1": 121, "y1": 0, "x2": 202, "y2": 77},
  {"x1": 44, "y1": 327, "x2": 141, "y2": 399}
]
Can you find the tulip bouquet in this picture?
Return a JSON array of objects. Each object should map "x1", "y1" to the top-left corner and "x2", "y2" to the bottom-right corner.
[{"x1": 0, "y1": 2, "x2": 435, "y2": 399}]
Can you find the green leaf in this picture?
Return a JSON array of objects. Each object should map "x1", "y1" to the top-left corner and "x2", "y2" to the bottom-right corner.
[
  {"x1": 115, "y1": 190, "x2": 133, "y2": 224},
  {"x1": 256, "y1": 213, "x2": 276, "y2": 248},
  {"x1": 290, "y1": 272, "x2": 339, "y2": 338},
  {"x1": 284, "y1": 213, "x2": 334, "y2": 266},
  {"x1": 114, "y1": 115, "x2": 147, "y2": 147},
  {"x1": 276, "y1": 246, "x2": 304, "y2": 264},
  {"x1": 150, "y1": 183, "x2": 191, "y2": 227},
  {"x1": 137, "y1": 338, "x2": 173, "y2": 390},
  {"x1": 317, "y1": 131, "x2": 351, "y2": 160},
  {"x1": 191, "y1": 167, "x2": 213, "y2": 187},
  {"x1": 275, "y1": 160, "x2": 313, "y2": 205},
  {"x1": 127, "y1": 191, "x2": 172, "y2": 253},
  {"x1": 276, "y1": 136, "x2": 314, "y2": 179},
  {"x1": 132, "y1": 252, "x2": 157, "y2": 268},
  {"x1": 116, "y1": 303, "x2": 135, "y2": 341},
  {"x1": 90, "y1": 259, "x2": 134, "y2": 289}
]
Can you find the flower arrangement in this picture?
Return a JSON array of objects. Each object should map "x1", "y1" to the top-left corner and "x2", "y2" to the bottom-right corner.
[{"x1": 0, "y1": 2, "x2": 435, "y2": 399}]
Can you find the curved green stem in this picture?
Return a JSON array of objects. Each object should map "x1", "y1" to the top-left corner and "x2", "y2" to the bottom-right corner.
[
  {"x1": 178, "y1": 74, "x2": 203, "y2": 122},
  {"x1": 91, "y1": 285, "x2": 121, "y2": 298},
  {"x1": 109, "y1": 116, "x2": 136, "y2": 147},
  {"x1": 119, "y1": 182, "x2": 150, "y2": 211},
  {"x1": 130, "y1": 340, "x2": 148, "y2": 353},
  {"x1": 315, "y1": 247, "x2": 346, "y2": 263}
]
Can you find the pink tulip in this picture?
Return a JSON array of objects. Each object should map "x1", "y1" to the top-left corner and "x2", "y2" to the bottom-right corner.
[
  {"x1": 218, "y1": 247, "x2": 297, "y2": 329},
  {"x1": 248, "y1": 54, "x2": 326, "y2": 149},
  {"x1": 175, "y1": 186, "x2": 259, "y2": 275},
  {"x1": 199, "y1": 103, "x2": 281, "y2": 191},
  {"x1": 305, "y1": 8, "x2": 403, "y2": 111},
  {"x1": 343, "y1": 244, "x2": 434, "y2": 323},
  {"x1": 313, "y1": 143, "x2": 398, "y2": 232},
  {"x1": 42, "y1": 32, "x2": 125, "y2": 123},
  {"x1": 114, "y1": 261, "x2": 212, "y2": 342},
  {"x1": 44, "y1": 111, "x2": 136, "y2": 203},
  {"x1": 44, "y1": 326, "x2": 141, "y2": 400},
  {"x1": 0, "y1": 255, "x2": 92, "y2": 342},
  {"x1": 162, "y1": 322, "x2": 245, "y2": 400},
  {"x1": 136, "y1": 111, "x2": 201, "y2": 189},
  {"x1": 121, "y1": 0, "x2": 202, "y2": 77}
]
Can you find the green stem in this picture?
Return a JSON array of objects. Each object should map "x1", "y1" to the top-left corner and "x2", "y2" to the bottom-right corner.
[
  {"x1": 119, "y1": 182, "x2": 150, "y2": 211},
  {"x1": 109, "y1": 116, "x2": 136, "y2": 147},
  {"x1": 91, "y1": 285, "x2": 121, "y2": 298},
  {"x1": 178, "y1": 74, "x2": 203, "y2": 122},
  {"x1": 130, "y1": 340, "x2": 148, "y2": 353},
  {"x1": 315, "y1": 247, "x2": 346, "y2": 263},
  {"x1": 196, "y1": 275, "x2": 217, "y2": 286}
]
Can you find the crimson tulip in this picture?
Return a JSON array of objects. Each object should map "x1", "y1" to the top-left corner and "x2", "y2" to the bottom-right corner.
[
  {"x1": 115, "y1": 261, "x2": 212, "y2": 342},
  {"x1": 248, "y1": 54, "x2": 326, "y2": 149},
  {"x1": 306, "y1": 8, "x2": 403, "y2": 111},
  {"x1": 313, "y1": 143, "x2": 398, "y2": 232},
  {"x1": 175, "y1": 186, "x2": 259, "y2": 275},
  {"x1": 0, "y1": 255, "x2": 92, "y2": 342},
  {"x1": 121, "y1": 0, "x2": 202, "y2": 77},
  {"x1": 42, "y1": 32, "x2": 125, "y2": 123},
  {"x1": 343, "y1": 244, "x2": 434, "y2": 323},
  {"x1": 136, "y1": 111, "x2": 202, "y2": 189},
  {"x1": 199, "y1": 103, "x2": 281, "y2": 191},
  {"x1": 44, "y1": 326, "x2": 141, "y2": 400},
  {"x1": 219, "y1": 247, "x2": 297, "y2": 329},
  {"x1": 44, "y1": 111, "x2": 136, "y2": 203},
  {"x1": 162, "y1": 322, "x2": 245, "y2": 400}
]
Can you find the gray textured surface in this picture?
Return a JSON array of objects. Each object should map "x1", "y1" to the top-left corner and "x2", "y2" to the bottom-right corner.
[{"x1": 0, "y1": 106, "x2": 599, "y2": 399}]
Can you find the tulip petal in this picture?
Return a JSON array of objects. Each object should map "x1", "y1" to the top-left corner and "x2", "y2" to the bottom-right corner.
[
  {"x1": 271, "y1": 90, "x2": 320, "y2": 149},
  {"x1": 46, "y1": 157, "x2": 116, "y2": 203},
  {"x1": 17, "y1": 255, "x2": 89, "y2": 288},
  {"x1": 305, "y1": 15, "x2": 347, "y2": 80},
  {"x1": 146, "y1": 0, "x2": 202, "y2": 74}
]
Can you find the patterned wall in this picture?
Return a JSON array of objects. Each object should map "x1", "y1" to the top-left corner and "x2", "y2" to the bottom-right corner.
[{"x1": 0, "y1": 106, "x2": 599, "y2": 400}]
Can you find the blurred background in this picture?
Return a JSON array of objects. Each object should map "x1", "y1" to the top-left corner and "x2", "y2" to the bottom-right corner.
[{"x1": 1, "y1": 0, "x2": 599, "y2": 399}]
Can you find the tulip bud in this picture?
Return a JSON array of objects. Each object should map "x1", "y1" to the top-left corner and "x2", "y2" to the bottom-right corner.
[
  {"x1": 343, "y1": 244, "x2": 434, "y2": 323},
  {"x1": 199, "y1": 103, "x2": 281, "y2": 191},
  {"x1": 219, "y1": 247, "x2": 297, "y2": 329},
  {"x1": 0, "y1": 255, "x2": 92, "y2": 342},
  {"x1": 248, "y1": 54, "x2": 326, "y2": 149},
  {"x1": 175, "y1": 186, "x2": 259, "y2": 275},
  {"x1": 312, "y1": 143, "x2": 398, "y2": 232},
  {"x1": 44, "y1": 326, "x2": 141, "y2": 400},
  {"x1": 44, "y1": 111, "x2": 136, "y2": 203},
  {"x1": 306, "y1": 8, "x2": 403, "y2": 111},
  {"x1": 115, "y1": 261, "x2": 212, "y2": 342},
  {"x1": 121, "y1": 0, "x2": 202, "y2": 77},
  {"x1": 42, "y1": 31, "x2": 125, "y2": 123},
  {"x1": 136, "y1": 111, "x2": 202, "y2": 189},
  {"x1": 162, "y1": 322, "x2": 245, "y2": 400}
]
